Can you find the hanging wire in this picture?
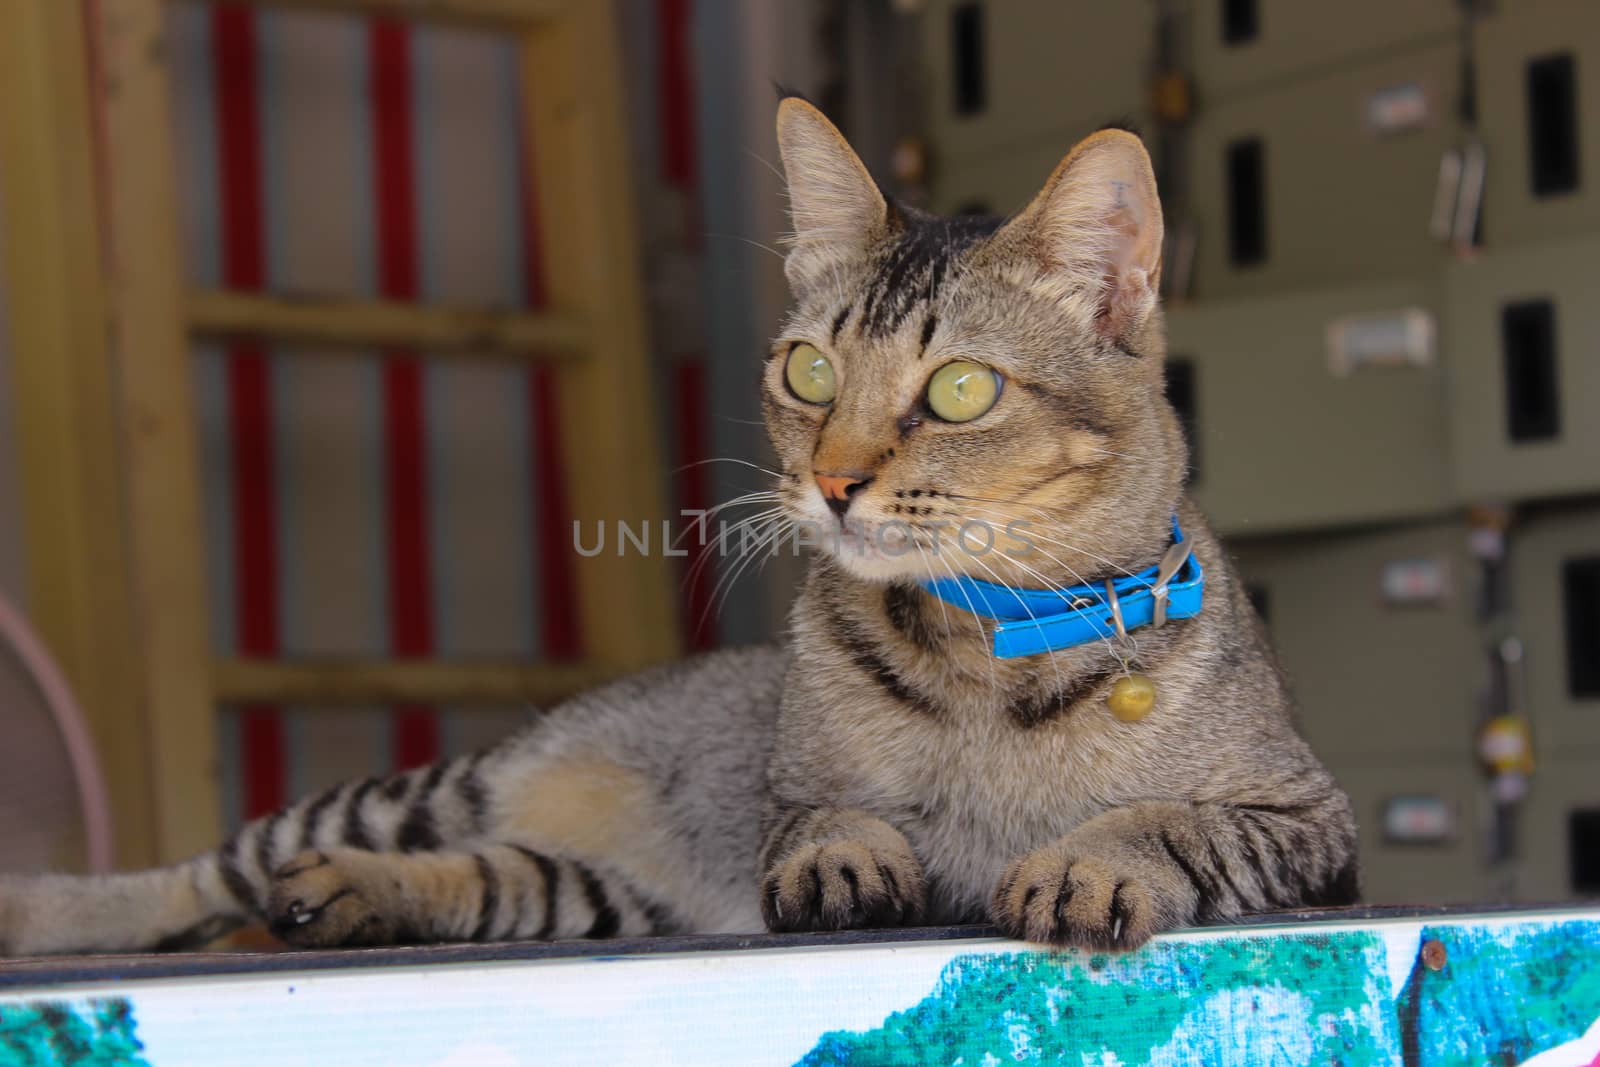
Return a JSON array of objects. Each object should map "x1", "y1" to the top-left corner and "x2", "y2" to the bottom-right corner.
[{"x1": 0, "y1": 591, "x2": 115, "y2": 873}]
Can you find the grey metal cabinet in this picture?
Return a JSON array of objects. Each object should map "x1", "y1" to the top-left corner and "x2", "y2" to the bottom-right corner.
[
  {"x1": 1471, "y1": 0, "x2": 1600, "y2": 248},
  {"x1": 919, "y1": 0, "x2": 1154, "y2": 177},
  {"x1": 1445, "y1": 235, "x2": 1600, "y2": 503},
  {"x1": 1187, "y1": 39, "x2": 1458, "y2": 299},
  {"x1": 1168, "y1": 280, "x2": 1451, "y2": 534},
  {"x1": 1511, "y1": 504, "x2": 1600, "y2": 755},
  {"x1": 1326, "y1": 762, "x2": 1485, "y2": 906},
  {"x1": 1228, "y1": 519, "x2": 1479, "y2": 763},
  {"x1": 1188, "y1": 0, "x2": 1455, "y2": 101},
  {"x1": 1517, "y1": 759, "x2": 1600, "y2": 902}
]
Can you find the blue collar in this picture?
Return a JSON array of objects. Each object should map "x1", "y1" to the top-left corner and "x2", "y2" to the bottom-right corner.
[{"x1": 917, "y1": 517, "x2": 1204, "y2": 658}]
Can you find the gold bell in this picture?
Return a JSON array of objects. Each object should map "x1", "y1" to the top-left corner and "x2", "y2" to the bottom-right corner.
[{"x1": 1107, "y1": 673, "x2": 1156, "y2": 722}]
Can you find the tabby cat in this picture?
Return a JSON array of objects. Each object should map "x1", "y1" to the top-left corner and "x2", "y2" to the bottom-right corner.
[{"x1": 0, "y1": 98, "x2": 1358, "y2": 957}]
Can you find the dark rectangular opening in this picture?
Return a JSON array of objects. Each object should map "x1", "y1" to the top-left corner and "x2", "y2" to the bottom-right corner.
[
  {"x1": 1571, "y1": 809, "x2": 1600, "y2": 894},
  {"x1": 1226, "y1": 138, "x2": 1266, "y2": 267},
  {"x1": 1528, "y1": 53, "x2": 1580, "y2": 197},
  {"x1": 1222, "y1": 0, "x2": 1258, "y2": 45},
  {"x1": 1501, "y1": 300, "x2": 1560, "y2": 442},
  {"x1": 1564, "y1": 557, "x2": 1600, "y2": 698},
  {"x1": 1165, "y1": 357, "x2": 1199, "y2": 483},
  {"x1": 952, "y1": 3, "x2": 986, "y2": 116}
]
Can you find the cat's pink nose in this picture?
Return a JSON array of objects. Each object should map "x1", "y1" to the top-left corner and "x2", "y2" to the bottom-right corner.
[{"x1": 815, "y1": 473, "x2": 871, "y2": 518}]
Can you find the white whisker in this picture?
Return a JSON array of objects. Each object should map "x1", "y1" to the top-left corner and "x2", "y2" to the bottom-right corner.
[
  {"x1": 672, "y1": 456, "x2": 783, "y2": 479},
  {"x1": 709, "y1": 516, "x2": 793, "y2": 624},
  {"x1": 940, "y1": 506, "x2": 1140, "y2": 672},
  {"x1": 695, "y1": 514, "x2": 789, "y2": 637},
  {"x1": 946, "y1": 500, "x2": 1157, "y2": 590},
  {"x1": 910, "y1": 540, "x2": 955, "y2": 646},
  {"x1": 962, "y1": 537, "x2": 1065, "y2": 695},
  {"x1": 684, "y1": 506, "x2": 786, "y2": 589},
  {"x1": 706, "y1": 232, "x2": 786, "y2": 261},
  {"x1": 669, "y1": 492, "x2": 782, "y2": 552},
  {"x1": 928, "y1": 527, "x2": 999, "y2": 694},
  {"x1": 995, "y1": 543, "x2": 1133, "y2": 675}
]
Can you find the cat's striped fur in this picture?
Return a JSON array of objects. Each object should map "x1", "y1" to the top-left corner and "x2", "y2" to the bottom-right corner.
[
  {"x1": 0, "y1": 99, "x2": 1357, "y2": 957},
  {"x1": 1, "y1": 650, "x2": 783, "y2": 953}
]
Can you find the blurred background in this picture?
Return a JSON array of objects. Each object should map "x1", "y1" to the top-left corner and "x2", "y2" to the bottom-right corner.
[{"x1": 0, "y1": 0, "x2": 1595, "y2": 915}]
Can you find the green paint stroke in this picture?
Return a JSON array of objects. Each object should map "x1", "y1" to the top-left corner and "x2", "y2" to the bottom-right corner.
[
  {"x1": 0, "y1": 998, "x2": 151, "y2": 1067},
  {"x1": 799, "y1": 931, "x2": 1398, "y2": 1066},
  {"x1": 1401, "y1": 919, "x2": 1600, "y2": 1067}
]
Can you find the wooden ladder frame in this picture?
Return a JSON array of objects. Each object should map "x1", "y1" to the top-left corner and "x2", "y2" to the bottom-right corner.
[{"x1": 0, "y1": 0, "x2": 679, "y2": 866}]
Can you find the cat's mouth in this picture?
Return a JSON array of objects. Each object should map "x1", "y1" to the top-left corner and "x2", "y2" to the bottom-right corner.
[
  {"x1": 802, "y1": 502, "x2": 1047, "y2": 586},
  {"x1": 812, "y1": 515, "x2": 946, "y2": 582},
  {"x1": 836, "y1": 519, "x2": 908, "y2": 555},
  {"x1": 783, "y1": 487, "x2": 964, "y2": 581}
]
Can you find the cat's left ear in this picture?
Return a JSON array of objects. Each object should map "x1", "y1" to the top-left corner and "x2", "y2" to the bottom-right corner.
[
  {"x1": 775, "y1": 97, "x2": 894, "y2": 289},
  {"x1": 998, "y1": 129, "x2": 1164, "y2": 345}
]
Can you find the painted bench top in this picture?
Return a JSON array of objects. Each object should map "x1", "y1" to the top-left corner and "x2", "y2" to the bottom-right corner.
[{"x1": 2, "y1": 904, "x2": 1599, "y2": 1066}]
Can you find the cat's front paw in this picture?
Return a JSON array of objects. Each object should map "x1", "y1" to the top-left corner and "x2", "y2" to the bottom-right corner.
[
  {"x1": 991, "y1": 845, "x2": 1178, "y2": 951},
  {"x1": 762, "y1": 838, "x2": 926, "y2": 933},
  {"x1": 266, "y1": 850, "x2": 396, "y2": 948}
]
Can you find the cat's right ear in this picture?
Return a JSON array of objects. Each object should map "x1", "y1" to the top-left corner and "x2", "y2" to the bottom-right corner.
[
  {"x1": 992, "y1": 128, "x2": 1164, "y2": 348},
  {"x1": 775, "y1": 97, "x2": 892, "y2": 289}
]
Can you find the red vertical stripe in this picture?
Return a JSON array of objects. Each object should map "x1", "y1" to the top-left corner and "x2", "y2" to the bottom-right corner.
[
  {"x1": 659, "y1": 0, "x2": 710, "y2": 646},
  {"x1": 370, "y1": 20, "x2": 438, "y2": 768},
  {"x1": 516, "y1": 79, "x2": 582, "y2": 661},
  {"x1": 216, "y1": 10, "x2": 265, "y2": 293},
  {"x1": 372, "y1": 21, "x2": 419, "y2": 303},
  {"x1": 531, "y1": 367, "x2": 581, "y2": 660},
  {"x1": 657, "y1": 0, "x2": 697, "y2": 192},
  {"x1": 214, "y1": 7, "x2": 285, "y2": 817}
]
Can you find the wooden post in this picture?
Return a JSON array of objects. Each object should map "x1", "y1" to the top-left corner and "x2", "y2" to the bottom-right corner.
[
  {"x1": 521, "y1": 0, "x2": 681, "y2": 671},
  {"x1": 93, "y1": 0, "x2": 222, "y2": 861},
  {"x1": 0, "y1": 0, "x2": 159, "y2": 867}
]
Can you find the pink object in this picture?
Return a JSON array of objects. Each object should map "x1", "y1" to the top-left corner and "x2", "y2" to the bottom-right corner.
[{"x1": 0, "y1": 591, "x2": 115, "y2": 873}]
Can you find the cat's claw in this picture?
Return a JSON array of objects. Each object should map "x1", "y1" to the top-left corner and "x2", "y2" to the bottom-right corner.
[
  {"x1": 991, "y1": 850, "x2": 1162, "y2": 951},
  {"x1": 762, "y1": 838, "x2": 925, "y2": 933},
  {"x1": 266, "y1": 849, "x2": 390, "y2": 948}
]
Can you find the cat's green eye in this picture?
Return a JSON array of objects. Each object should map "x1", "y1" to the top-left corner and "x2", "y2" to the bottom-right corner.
[
  {"x1": 926, "y1": 361, "x2": 1000, "y2": 423},
  {"x1": 785, "y1": 343, "x2": 836, "y2": 405}
]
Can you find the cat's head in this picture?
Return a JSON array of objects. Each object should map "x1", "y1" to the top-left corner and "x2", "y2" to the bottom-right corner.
[{"x1": 763, "y1": 97, "x2": 1187, "y2": 587}]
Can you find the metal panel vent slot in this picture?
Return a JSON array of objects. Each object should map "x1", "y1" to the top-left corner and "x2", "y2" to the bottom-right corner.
[{"x1": 1501, "y1": 299, "x2": 1560, "y2": 443}]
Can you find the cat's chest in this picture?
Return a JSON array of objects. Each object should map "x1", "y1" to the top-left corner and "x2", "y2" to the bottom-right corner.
[
  {"x1": 845, "y1": 702, "x2": 1135, "y2": 912},
  {"x1": 792, "y1": 595, "x2": 1184, "y2": 900},
  {"x1": 830, "y1": 687, "x2": 1137, "y2": 856}
]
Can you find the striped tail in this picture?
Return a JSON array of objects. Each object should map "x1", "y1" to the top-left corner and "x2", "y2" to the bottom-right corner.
[{"x1": 0, "y1": 750, "x2": 493, "y2": 957}]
